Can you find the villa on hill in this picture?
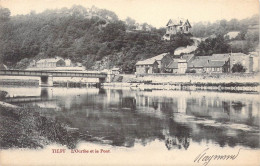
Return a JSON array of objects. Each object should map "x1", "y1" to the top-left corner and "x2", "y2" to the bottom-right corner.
[{"x1": 162, "y1": 18, "x2": 192, "y2": 40}]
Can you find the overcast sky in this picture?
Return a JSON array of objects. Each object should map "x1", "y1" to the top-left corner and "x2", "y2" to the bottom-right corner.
[{"x1": 1, "y1": 0, "x2": 259, "y2": 28}]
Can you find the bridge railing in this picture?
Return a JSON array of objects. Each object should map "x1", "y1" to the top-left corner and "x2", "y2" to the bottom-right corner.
[{"x1": 0, "y1": 70, "x2": 107, "y2": 78}]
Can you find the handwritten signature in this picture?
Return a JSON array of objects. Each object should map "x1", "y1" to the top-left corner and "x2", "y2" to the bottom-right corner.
[{"x1": 194, "y1": 148, "x2": 242, "y2": 166}]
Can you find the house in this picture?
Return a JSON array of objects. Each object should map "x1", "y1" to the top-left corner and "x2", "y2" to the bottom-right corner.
[
  {"x1": 36, "y1": 58, "x2": 65, "y2": 68},
  {"x1": 182, "y1": 54, "x2": 195, "y2": 62},
  {"x1": 148, "y1": 53, "x2": 173, "y2": 73},
  {"x1": 166, "y1": 59, "x2": 187, "y2": 74},
  {"x1": 162, "y1": 18, "x2": 192, "y2": 40},
  {"x1": 134, "y1": 23, "x2": 152, "y2": 32},
  {"x1": 178, "y1": 59, "x2": 188, "y2": 74},
  {"x1": 165, "y1": 60, "x2": 178, "y2": 73},
  {"x1": 135, "y1": 53, "x2": 172, "y2": 74},
  {"x1": 247, "y1": 24, "x2": 259, "y2": 32},
  {"x1": 135, "y1": 59, "x2": 159, "y2": 74},
  {"x1": 111, "y1": 67, "x2": 120, "y2": 74},
  {"x1": 204, "y1": 60, "x2": 230, "y2": 73},
  {"x1": 225, "y1": 31, "x2": 240, "y2": 39},
  {"x1": 187, "y1": 54, "x2": 230, "y2": 73},
  {"x1": 187, "y1": 58, "x2": 205, "y2": 73},
  {"x1": 165, "y1": 54, "x2": 194, "y2": 74},
  {"x1": 0, "y1": 64, "x2": 8, "y2": 70},
  {"x1": 65, "y1": 59, "x2": 71, "y2": 66},
  {"x1": 249, "y1": 52, "x2": 259, "y2": 72},
  {"x1": 230, "y1": 53, "x2": 253, "y2": 73}
]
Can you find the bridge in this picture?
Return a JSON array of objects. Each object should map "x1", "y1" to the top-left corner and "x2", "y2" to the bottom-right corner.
[{"x1": 0, "y1": 70, "x2": 110, "y2": 87}]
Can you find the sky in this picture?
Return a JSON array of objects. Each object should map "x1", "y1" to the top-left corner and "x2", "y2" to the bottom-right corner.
[{"x1": 0, "y1": 0, "x2": 259, "y2": 28}]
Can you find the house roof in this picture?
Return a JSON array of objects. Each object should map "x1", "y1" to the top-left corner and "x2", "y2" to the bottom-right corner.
[
  {"x1": 166, "y1": 61, "x2": 178, "y2": 69},
  {"x1": 230, "y1": 52, "x2": 248, "y2": 57},
  {"x1": 249, "y1": 52, "x2": 259, "y2": 56},
  {"x1": 149, "y1": 53, "x2": 169, "y2": 61},
  {"x1": 182, "y1": 54, "x2": 194, "y2": 62},
  {"x1": 188, "y1": 55, "x2": 228, "y2": 68},
  {"x1": 204, "y1": 60, "x2": 226, "y2": 67},
  {"x1": 211, "y1": 53, "x2": 230, "y2": 60},
  {"x1": 188, "y1": 58, "x2": 207, "y2": 68},
  {"x1": 225, "y1": 31, "x2": 240, "y2": 39},
  {"x1": 136, "y1": 53, "x2": 169, "y2": 65},
  {"x1": 136, "y1": 59, "x2": 158, "y2": 65},
  {"x1": 36, "y1": 58, "x2": 63, "y2": 63},
  {"x1": 166, "y1": 59, "x2": 187, "y2": 69},
  {"x1": 0, "y1": 64, "x2": 8, "y2": 70},
  {"x1": 166, "y1": 18, "x2": 191, "y2": 28}
]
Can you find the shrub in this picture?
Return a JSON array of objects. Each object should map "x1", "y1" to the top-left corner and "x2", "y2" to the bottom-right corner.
[
  {"x1": 231, "y1": 63, "x2": 246, "y2": 73},
  {"x1": 186, "y1": 69, "x2": 196, "y2": 73}
]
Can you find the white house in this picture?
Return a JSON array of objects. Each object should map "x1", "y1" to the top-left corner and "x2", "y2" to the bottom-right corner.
[{"x1": 162, "y1": 18, "x2": 192, "y2": 40}]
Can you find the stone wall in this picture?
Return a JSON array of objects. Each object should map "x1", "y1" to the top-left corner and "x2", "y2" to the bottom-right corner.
[{"x1": 135, "y1": 73, "x2": 260, "y2": 84}]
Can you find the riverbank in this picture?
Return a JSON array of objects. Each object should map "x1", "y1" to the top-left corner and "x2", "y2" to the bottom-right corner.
[
  {"x1": 117, "y1": 73, "x2": 260, "y2": 84},
  {"x1": 0, "y1": 102, "x2": 79, "y2": 149},
  {"x1": 104, "y1": 73, "x2": 260, "y2": 92}
]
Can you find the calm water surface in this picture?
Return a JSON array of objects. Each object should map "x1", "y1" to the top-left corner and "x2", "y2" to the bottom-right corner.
[{"x1": 1, "y1": 86, "x2": 260, "y2": 150}]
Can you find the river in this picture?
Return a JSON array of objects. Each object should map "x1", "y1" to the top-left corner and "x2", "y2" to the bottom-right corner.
[{"x1": 1, "y1": 86, "x2": 260, "y2": 165}]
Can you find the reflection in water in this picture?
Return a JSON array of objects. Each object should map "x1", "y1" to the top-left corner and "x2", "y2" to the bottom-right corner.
[
  {"x1": 1, "y1": 86, "x2": 260, "y2": 150},
  {"x1": 40, "y1": 88, "x2": 49, "y2": 99}
]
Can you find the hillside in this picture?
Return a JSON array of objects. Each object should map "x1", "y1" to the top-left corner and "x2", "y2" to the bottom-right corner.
[
  {"x1": 191, "y1": 15, "x2": 259, "y2": 55},
  {"x1": 0, "y1": 6, "x2": 258, "y2": 73},
  {"x1": 0, "y1": 6, "x2": 192, "y2": 73}
]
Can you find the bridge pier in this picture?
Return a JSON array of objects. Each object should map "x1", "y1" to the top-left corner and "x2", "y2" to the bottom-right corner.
[{"x1": 39, "y1": 75, "x2": 53, "y2": 87}]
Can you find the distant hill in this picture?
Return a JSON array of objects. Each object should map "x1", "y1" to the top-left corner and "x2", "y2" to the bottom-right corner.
[
  {"x1": 0, "y1": 6, "x2": 258, "y2": 73},
  {"x1": 191, "y1": 15, "x2": 259, "y2": 38},
  {"x1": 0, "y1": 5, "x2": 193, "y2": 73},
  {"x1": 192, "y1": 15, "x2": 259, "y2": 55}
]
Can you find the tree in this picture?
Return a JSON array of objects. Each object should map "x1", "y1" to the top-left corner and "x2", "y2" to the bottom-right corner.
[
  {"x1": 0, "y1": 7, "x2": 11, "y2": 22},
  {"x1": 0, "y1": 5, "x2": 195, "y2": 73},
  {"x1": 195, "y1": 34, "x2": 230, "y2": 56},
  {"x1": 125, "y1": 17, "x2": 136, "y2": 26},
  {"x1": 231, "y1": 63, "x2": 246, "y2": 73}
]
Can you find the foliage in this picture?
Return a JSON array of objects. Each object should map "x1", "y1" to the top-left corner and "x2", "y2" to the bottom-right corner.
[
  {"x1": 191, "y1": 15, "x2": 259, "y2": 37},
  {"x1": 0, "y1": 6, "x2": 194, "y2": 73},
  {"x1": 1, "y1": 5, "x2": 257, "y2": 73},
  {"x1": 192, "y1": 15, "x2": 259, "y2": 54},
  {"x1": 231, "y1": 63, "x2": 246, "y2": 73},
  {"x1": 0, "y1": 90, "x2": 8, "y2": 100},
  {"x1": 195, "y1": 35, "x2": 230, "y2": 56},
  {"x1": 0, "y1": 7, "x2": 11, "y2": 22},
  {"x1": 185, "y1": 69, "x2": 196, "y2": 73}
]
